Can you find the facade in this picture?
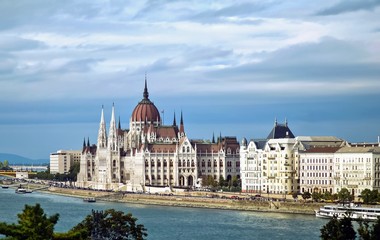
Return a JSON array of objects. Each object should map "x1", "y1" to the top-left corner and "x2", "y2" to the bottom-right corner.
[
  {"x1": 299, "y1": 147, "x2": 340, "y2": 194},
  {"x1": 333, "y1": 146, "x2": 380, "y2": 196},
  {"x1": 240, "y1": 121, "x2": 348, "y2": 194},
  {"x1": 77, "y1": 79, "x2": 240, "y2": 191},
  {"x1": 50, "y1": 150, "x2": 81, "y2": 174},
  {"x1": 240, "y1": 121, "x2": 299, "y2": 194}
]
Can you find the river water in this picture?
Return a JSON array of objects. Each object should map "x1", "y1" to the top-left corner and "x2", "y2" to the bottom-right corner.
[{"x1": 0, "y1": 188, "x2": 327, "y2": 239}]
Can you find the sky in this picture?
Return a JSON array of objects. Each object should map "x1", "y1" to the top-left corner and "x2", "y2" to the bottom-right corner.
[{"x1": 0, "y1": 0, "x2": 380, "y2": 160}]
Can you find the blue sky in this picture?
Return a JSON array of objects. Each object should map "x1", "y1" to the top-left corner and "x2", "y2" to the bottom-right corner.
[{"x1": 0, "y1": 0, "x2": 380, "y2": 159}]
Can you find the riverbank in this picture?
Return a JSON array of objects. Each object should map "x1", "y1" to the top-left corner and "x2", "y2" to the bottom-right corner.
[{"x1": 43, "y1": 187, "x2": 321, "y2": 215}]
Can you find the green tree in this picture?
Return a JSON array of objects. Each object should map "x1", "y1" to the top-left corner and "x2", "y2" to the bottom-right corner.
[
  {"x1": 323, "y1": 191, "x2": 332, "y2": 201},
  {"x1": 218, "y1": 176, "x2": 225, "y2": 188},
  {"x1": 338, "y1": 188, "x2": 353, "y2": 204},
  {"x1": 0, "y1": 204, "x2": 59, "y2": 240},
  {"x1": 302, "y1": 191, "x2": 311, "y2": 200},
  {"x1": 320, "y1": 216, "x2": 356, "y2": 240},
  {"x1": 70, "y1": 209, "x2": 147, "y2": 240},
  {"x1": 312, "y1": 191, "x2": 322, "y2": 202},
  {"x1": 292, "y1": 192, "x2": 298, "y2": 200},
  {"x1": 361, "y1": 189, "x2": 372, "y2": 204}
]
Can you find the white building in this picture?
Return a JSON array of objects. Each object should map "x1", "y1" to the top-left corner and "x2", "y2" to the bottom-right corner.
[
  {"x1": 299, "y1": 147, "x2": 340, "y2": 194},
  {"x1": 50, "y1": 150, "x2": 81, "y2": 174},
  {"x1": 241, "y1": 121, "x2": 348, "y2": 195},
  {"x1": 333, "y1": 146, "x2": 380, "y2": 196}
]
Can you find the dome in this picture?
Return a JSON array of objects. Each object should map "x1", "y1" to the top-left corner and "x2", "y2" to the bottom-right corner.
[{"x1": 131, "y1": 79, "x2": 161, "y2": 123}]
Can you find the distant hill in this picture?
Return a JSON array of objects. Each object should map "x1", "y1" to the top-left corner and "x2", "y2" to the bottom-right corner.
[{"x1": 0, "y1": 153, "x2": 49, "y2": 165}]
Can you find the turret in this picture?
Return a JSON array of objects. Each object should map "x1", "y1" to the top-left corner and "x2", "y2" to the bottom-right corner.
[
  {"x1": 97, "y1": 106, "x2": 107, "y2": 148},
  {"x1": 108, "y1": 103, "x2": 118, "y2": 151}
]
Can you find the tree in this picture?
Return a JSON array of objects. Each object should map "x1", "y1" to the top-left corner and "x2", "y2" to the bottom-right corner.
[
  {"x1": 70, "y1": 209, "x2": 147, "y2": 240},
  {"x1": 302, "y1": 191, "x2": 311, "y2": 200},
  {"x1": 357, "y1": 217, "x2": 380, "y2": 240},
  {"x1": 312, "y1": 191, "x2": 322, "y2": 202},
  {"x1": 292, "y1": 192, "x2": 298, "y2": 200},
  {"x1": 218, "y1": 176, "x2": 225, "y2": 188},
  {"x1": 0, "y1": 204, "x2": 59, "y2": 240},
  {"x1": 361, "y1": 189, "x2": 372, "y2": 204},
  {"x1": 320, "y1": 216, "x2": 356, "y2": 240},
  {"x1": 338, "y1": 188, "x2": 353, "y2": 204}
]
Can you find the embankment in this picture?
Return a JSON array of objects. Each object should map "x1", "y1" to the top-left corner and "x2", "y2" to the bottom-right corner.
[{"x1": 45, "y1": 187, "x2": 321, "y2": 215}]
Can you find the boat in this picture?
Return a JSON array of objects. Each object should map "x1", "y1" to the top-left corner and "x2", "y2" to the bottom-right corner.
[
  {"x1": 315, "y1": 203, "x2": 380, "y2": 221},
  {"x1": 1, "y1": 185, "x2": 9, "y2": 189},
  {"x1": 83, "y1": 197, "x2": 96, "y2": 202},
  {"x1": 15, "y1": 188, "x2": 27, "y2": 194}
]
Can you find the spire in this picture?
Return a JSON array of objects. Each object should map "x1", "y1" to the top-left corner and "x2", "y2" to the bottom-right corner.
[
  {"x1": 83, "y1": 138, "x2": 86, "y2": 148},
  {"x1": 97, "y1": 105, "x2": 107, "y2": 148},
  {"x1": 173, "y1": 111, "x2": 177, "y2": 126},
  {"x1": 275, "y1": 117, "x2": 278, "y2": 126},
  {"x1": 179, "y1": 110, "x2": 185, "y2": 134},
  {"x1": 118, "y1": 116, "x2": 121, "y2": 129},
  {"x1": 87, "y1": 137, "x2": 90, "y2": 147},
  {"x1": 143, "y1": 74, "x2": 149, "y2": 100},
  {"x1": 108, "y1": 103, "x2": 118, "y2": 151},
  {"x1": 285, "y1": 117, "x2": 288, "y2": 127},
  {"x1": 212, "y1": 132, "x2": 215, "y2": 144}
]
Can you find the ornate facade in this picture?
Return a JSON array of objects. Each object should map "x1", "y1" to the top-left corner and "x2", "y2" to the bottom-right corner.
[{"x1": 77, "y1": 79, "x2": 240, "y2": 191}]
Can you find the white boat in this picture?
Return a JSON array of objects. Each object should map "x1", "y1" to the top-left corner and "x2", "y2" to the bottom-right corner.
[
  {"x1": 315, "y1": 204, "x2": 380, "y2": 221},
  {"x1": 83, "y1": 197, "x2": 96, "y2": 202},
  {"x1": 15, "y1": 188, "x2": 27, "y2": 194}
]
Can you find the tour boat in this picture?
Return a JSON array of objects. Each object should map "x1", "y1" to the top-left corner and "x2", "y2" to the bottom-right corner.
[
  {"x1": 83, "y1": 197, "x2": 96, "y2": 202},
  {"x1": 15, "y1": 188, "x2": 27, "y2": 194},
  {"x1": 1, "y1": 185, "x2": 9, "y2": 189},
  {"x1": 315, "y1": 204, "x2": 380, "y2": 221}
]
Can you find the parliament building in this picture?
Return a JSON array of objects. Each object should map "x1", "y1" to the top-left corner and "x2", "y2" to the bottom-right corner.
[{"x1": 77, "y1": 78, "x2": 240, "y2": 191}]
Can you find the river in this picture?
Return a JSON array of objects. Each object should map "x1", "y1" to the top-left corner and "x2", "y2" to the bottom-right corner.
[{"x1": 0, "y1": 187, "x2": 327, "y2": 239}]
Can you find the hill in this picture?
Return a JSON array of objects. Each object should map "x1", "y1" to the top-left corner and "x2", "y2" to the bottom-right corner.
[{"x1": 0, "y1": 153, "x2": 49, "y2": 165}]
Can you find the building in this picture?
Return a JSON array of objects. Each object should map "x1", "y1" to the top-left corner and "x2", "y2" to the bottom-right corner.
[
  {"x1": 299, "y1": 147, "x2": 341, "y2": 194},
  {"x1": 333, "y1": 146, "x2": 380, "y2": 196},
  {"x1": 50, "y1": 150, "x2": 81, "y2": 174},
  {"x1": 77, "y1": 79, "x2": 240, "y2": 191},
  {"x1": 241, "y1": 120, "x2": 298, "y2": 194},
  {"x1": 241, "y1": 121, "x2": 348, "y2": 194}
]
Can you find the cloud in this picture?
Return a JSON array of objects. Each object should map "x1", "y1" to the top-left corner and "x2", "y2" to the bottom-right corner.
[{"x1": 316, "y1": 0, "x2": 380, "y2": 15}]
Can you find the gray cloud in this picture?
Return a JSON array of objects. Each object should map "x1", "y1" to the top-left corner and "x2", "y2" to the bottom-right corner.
[{"x1": 316, "y1": 0, "x2": 380, "y2": 15}]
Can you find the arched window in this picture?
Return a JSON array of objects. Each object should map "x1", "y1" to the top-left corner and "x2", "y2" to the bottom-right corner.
[
  {"x1": 178, "y1": 161, "x2": 182, "y2": 167},
  {"x1": 170, "y1": 160, "x2": 173, "y2": 167},
  {"x1": 220, "y1": 160, "x2": 223, "y2": 167},
  {"x1": 151, "y1": 160, "x2": 155, "y2": 167},
  {"x1": 157, "y1": 160, "x2": 161, "y2": 167},
  {"x1": 191, "y1": 161, "x2": 195, "y2": 167},
  {"x1": 208, "y1": 160, "x2": 211, "y2": 167},
  {"x1": 187, "y1": 160, "x2": 190, "y2": 167},
  {"x1": 163, "y1": 160, "x2": 167, "y2": 167},
  {"x1": 187, "y1": 146, "x2": 190, "y2": 152},
  {"x1": 202, "y1": 160, "x2": 205, "y2": 167},
  {"x1": 113, "y1": 160, "x2": 116, "y2": 167},
  {"x1": 145, "y1": 160, "x2": 149, "y2": 167}
]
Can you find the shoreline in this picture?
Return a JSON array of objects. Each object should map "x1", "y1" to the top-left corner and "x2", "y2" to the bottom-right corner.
[{"x1": 40, "y1": 187, "x2": 320, "y2": 216}]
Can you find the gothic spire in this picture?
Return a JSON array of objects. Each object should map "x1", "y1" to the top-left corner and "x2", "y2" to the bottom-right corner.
[
  {"x1": 143, "y1": 74, "x2": 149, "y2": 100},
  {"x1": 179, "y1": 110, "x2": 185, "y2": 134},
  {"x1": 87, "y1": 137, "x2": 90, "y2": 147},
  {"x1": 97, "y1": 105, "x2": 107, "y2": 148},
  {"x1": 118, "y1": 116, "x2": 121, "y2": 129},
  {"x1": 173, "y1": 111, "x2": 177, "y2": 126},
  {"x1": 108, "y1": 103, "x2": 118, "y2": 151},
  {"x1": 212, "y1": 132, "x2": 215, "y2": 144}
]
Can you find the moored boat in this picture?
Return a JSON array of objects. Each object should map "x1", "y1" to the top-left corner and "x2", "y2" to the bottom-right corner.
[
  {"x1": 83, "y1": 197, "x2": 96, "y2": 202},
  {"x1": 315, "y1": 204, "x2": 380, "y2": 221},
  {"x1": 15, "y1": 188, "x2": 27, "y2": 194},
  {"x1": 1, "y1": 185, "x2": 9, "y2": 189}
]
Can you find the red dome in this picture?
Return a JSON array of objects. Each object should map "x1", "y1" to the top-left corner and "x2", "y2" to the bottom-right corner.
[
  {"x1": 131, "y1": 79, "x2": 161, "y2": 123},
  {"x1": 131, "y1": 99, "x2": 160, "y2": 122}
]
